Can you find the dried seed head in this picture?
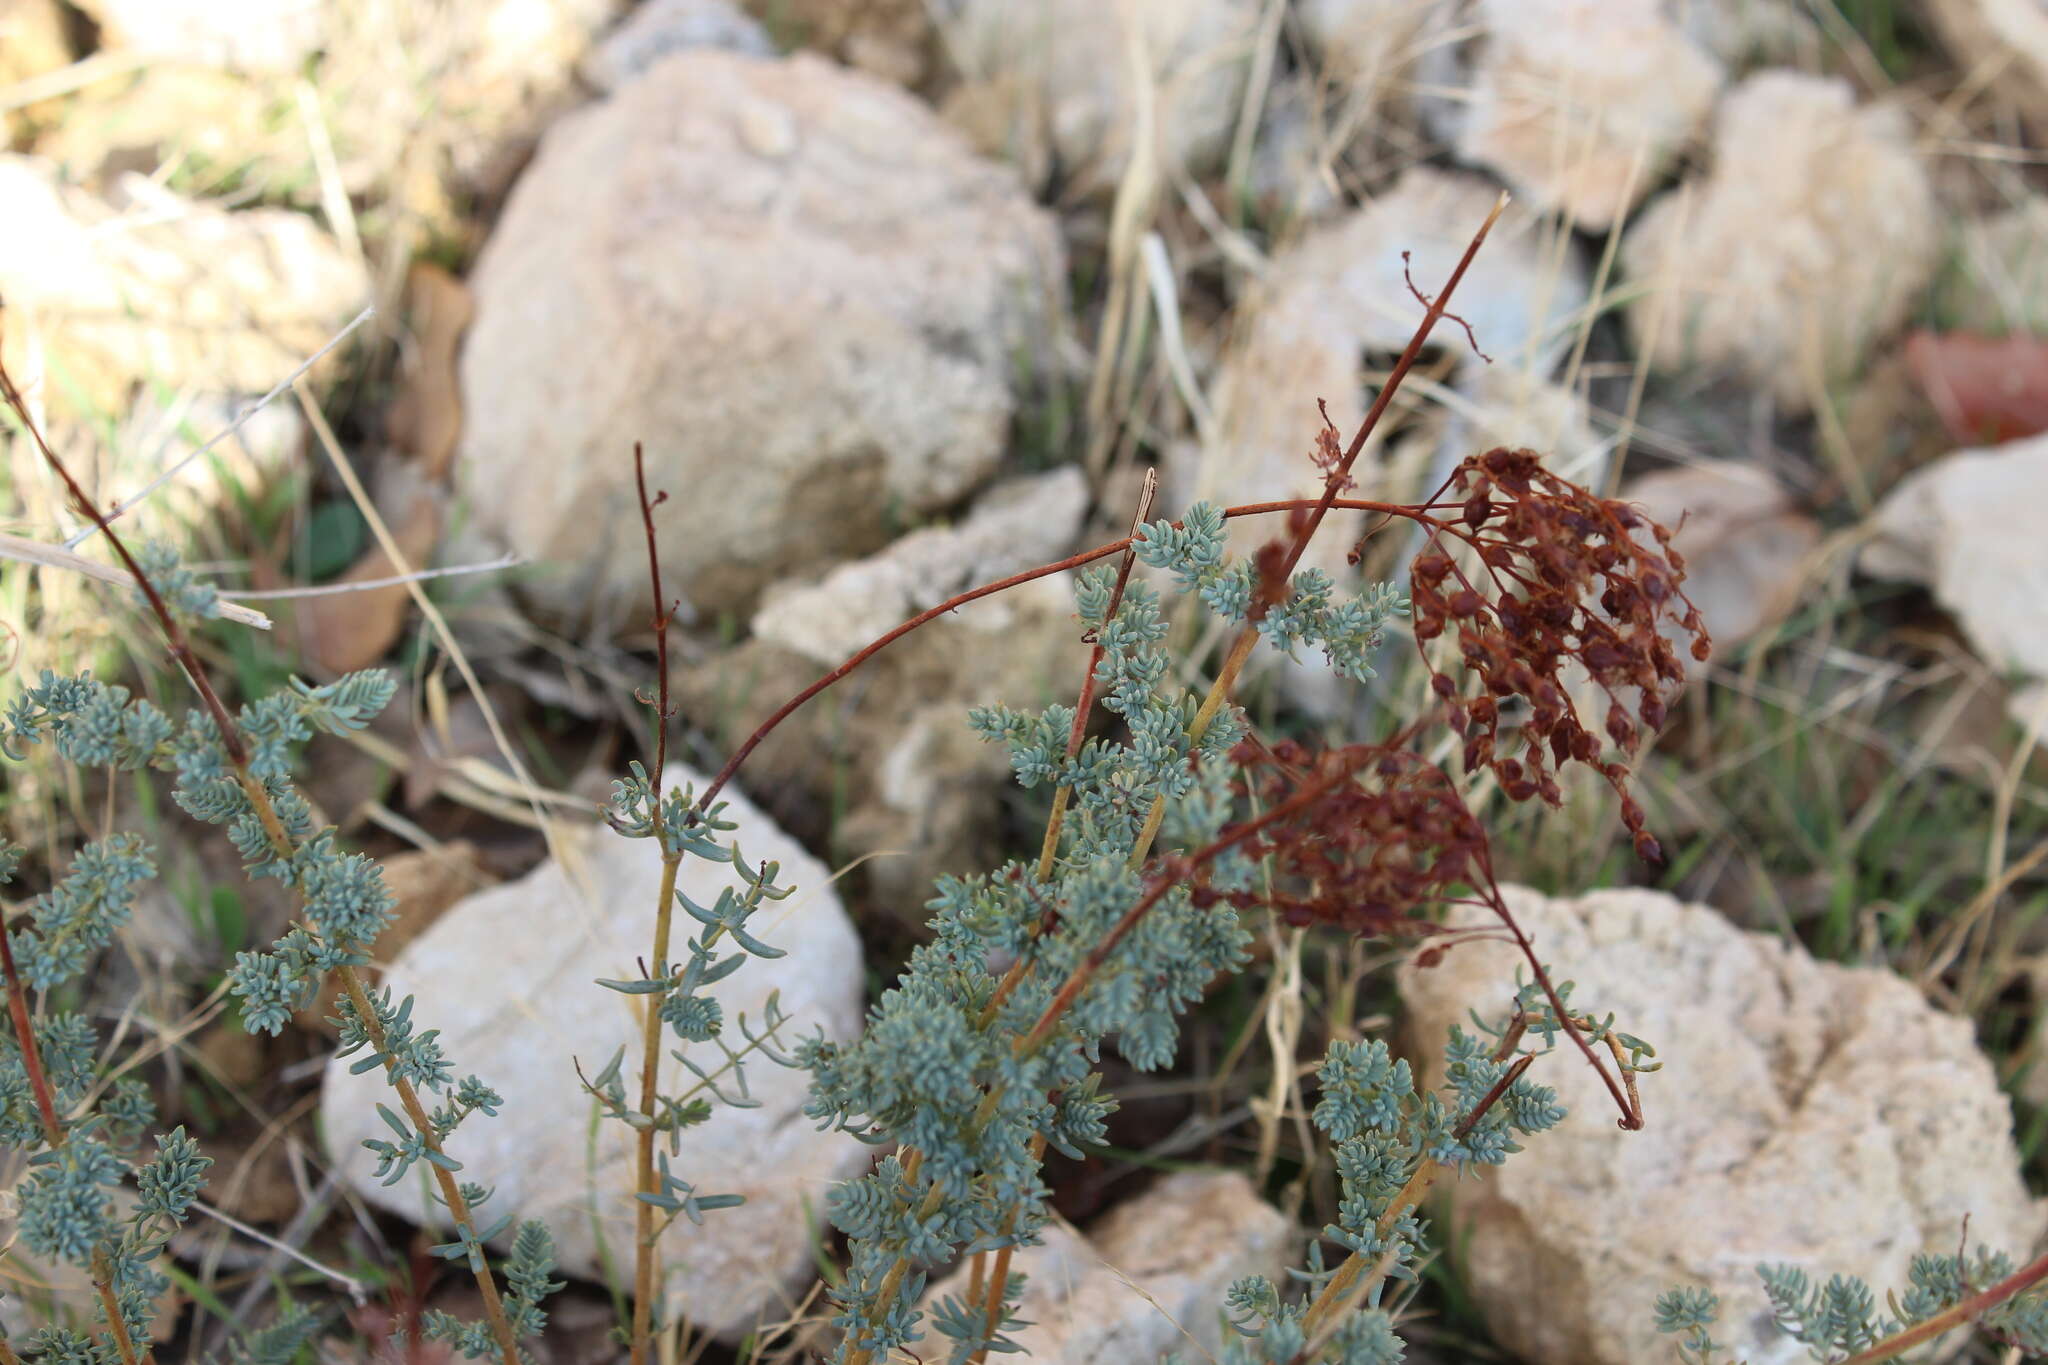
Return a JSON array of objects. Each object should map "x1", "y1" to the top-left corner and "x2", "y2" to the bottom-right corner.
[{"x1": 1410, "y1": 448, "x2": 1709, "y2": 861}]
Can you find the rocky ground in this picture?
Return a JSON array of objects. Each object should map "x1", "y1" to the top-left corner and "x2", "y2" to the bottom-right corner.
[{"x1": 2, "y1": 1, "x2": 2047, "y2": 1361}]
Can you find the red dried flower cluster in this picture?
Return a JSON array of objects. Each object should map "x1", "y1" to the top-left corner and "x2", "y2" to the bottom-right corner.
[
  {"x1": 1405, "y1": 447, "x2": 1709, "y2": 862},
  {"x1": 1198, "y1": 736, "x2": 1498, "y2": 939}
]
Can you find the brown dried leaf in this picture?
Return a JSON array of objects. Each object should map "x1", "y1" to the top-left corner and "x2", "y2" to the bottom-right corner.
[
  {"x1": 1905, "y1": 329, "x2": 2048, "y2": 445},
  {"x1": 385, "y1": 261, "x2": 473, "y2": 480},
  {"x1": 296, "y1": 488, "x2": 440, "y2": 674}
]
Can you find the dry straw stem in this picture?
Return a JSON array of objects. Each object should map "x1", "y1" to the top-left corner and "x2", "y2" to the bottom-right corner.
[{"x1": 1, "y1": 358, "x2": 528, "y2": 1365}]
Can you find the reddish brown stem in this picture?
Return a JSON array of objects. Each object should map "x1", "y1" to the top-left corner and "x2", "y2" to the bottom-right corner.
[
  {"x1": 628, "y1": 444, "x2": 682, "y2": 1365},
  {"x1": 1836, "y1": 1249, "x2": 2048, "y2": 1364},
  {"x1": 1269, "y1": 194, "x2": 1506, "y2": 594},
  {"x1": 633, "y1": 442, "x2": 675, "y2": 805},
  {"x1": 0, "y1": 918, "x2": 64, "y2": 1147}
]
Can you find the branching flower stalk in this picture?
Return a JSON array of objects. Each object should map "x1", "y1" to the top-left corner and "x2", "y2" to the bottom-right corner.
[{"x1": 2, "y1": 360, "x2": 558, "y2": 1365}]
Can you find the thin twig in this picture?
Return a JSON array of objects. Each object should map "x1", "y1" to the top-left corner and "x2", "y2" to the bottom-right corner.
[
  {"x1": 220, "y1": 553, "x2": 520, "y2": 600},
  {"x1": 0, "y1": 533, "x2": 272, "y2": 628}
]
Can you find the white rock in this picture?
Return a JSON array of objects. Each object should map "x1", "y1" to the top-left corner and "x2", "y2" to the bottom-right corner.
[
  {"x1": 936, "y1": 0, "x2": 1260, "y2": 196},
  {"x1": 1861, "y1": 432, "x2": 2048, "y2": 729},
  {"x1": 0, "y1": 158, "x2": 367, "y2": 418},
  {"x1": 1925, "y1": 0, "x2": 2048, "y2": 130},
  {"x1": 1622, "y1": 462, "x2": 1820, "y2": 666},
  {"x1": 582, "y1": 0, "x2": 776, "y2": 92},
  {"x1": 1397, "y1": 884, "x2": 2045, "y2": 1365},
  {"x1": 1622, "y1": 72, "x2": 1938, "y2": 413},
  {"x1": 1298, "y1": 0, "x2": 1442, "y2": 93},
  {"x1": 453, "y1": 50, "x2": 1064, "y2": 633},
  {"x1": 1667, "y1": 0, "x2": 1816, "y2": 64},
  {"x1": 1441, "y1": 0, "x2": 1724, "y2": 231},
  {"x1": 320, "y1": 805, "x2": 868, "y2": 1342},
  {"x1": 920, "y1": 1170, "x2": 1292, "y2": 1362},
  {"x1": 76, "y1": 0, "x2": 324, "y2": 71},
  {"x1": 687, "y1": 567, "x2": 1088, "y2": 917},
  {"x1": 753, "y1": 468, "x2": 1088, "y2": 665}
]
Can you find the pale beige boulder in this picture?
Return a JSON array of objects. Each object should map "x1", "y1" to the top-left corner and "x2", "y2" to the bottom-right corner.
[
  {"x1": 321, "y1": 801, "x2": 867, "y2": 1342},
  {"x1": 1622, "y1": 72, "x2": 1938, "y2": 412},
  {"x1": 1862, "y1": 432, "x2": 2048, "y2": 728},
  {"x1": 1398, "y1": 884, "x2": 2045, "y2": 1365},
  {"x1": 453, "y1": 50, "x2": 1064, "y2": 632},
  {"x1": 752, "y1": 468, "x2": 1087, "y2": 666},
  {"x1": 937, "y1": 0, "x2": 1260, "y2": 196},
  {"x1": 74, "y1": 0, "x2": 323, "y2": 71},
  {"x1": 1449, "y1": 0, "x2": 1725, "y2": 231},
  {"x1": 919, "y1": 1170, "x2": 1292, "y2": 1362},
  {"x1": 0, "y1": 157, "x2": 366, "y2": 417},
  {"x1": 1297, "y1": 0, "x2": 1443, "y2": 99},
  {"x1": 1622, "y1": 462, "x2": 1821, "y2": 666},
  {"x1": 685, "y1": 490, "x2": 1091, "y2": 920}
]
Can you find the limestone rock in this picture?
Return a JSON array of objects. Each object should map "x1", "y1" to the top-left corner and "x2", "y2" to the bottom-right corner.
[
  {"x1": 683, "y1": 569, "x2": 1088, "y2": 920},
  {"x1": 1622, "y1": 462, "x2": 1820, "y2": 666},
  {"x1": 753, "y1": 467, "x2": 1088, "y2": 665},
  {"x1": 1925, "y1": 0, "x2": 2048, "y2": 132},
  {"x1": 1622, "y1": 72, "x2": 1938, "y2": 412},
  {"x1": 583, "y1": 0, "x2": 775, "y2": 91},
  {"x1": 1297, "y1": 0, "x2": 1442, "y2": 97},
  {"x1": 453, "y1": 51, "x2": 1063, "y2": 632},
  {"x1": 77, "y1": 0, "x2": 324, "y2": 71},
  {"x1": 936, "y1": 0, "x2": 1259, "y2": 196},
  {"x1": 320, "y1": 807, "x2": 868, "y2": 1341},
  {"x1": 1397, "y1": 884, "x2": 2045, "y2": 1365},
  {"x1": 0, "y1": 158, "x2": 366, "y2": 417},
  {"x1": 1861, "y1": 432, "x2": 2048, "y2": 727},
  {"x1": 920, "y1": 1170, "x2": 1292, "y2": 1362},
  {"x1": 1439, "y1": 0, "x2": 1725, "y2": 231}
]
